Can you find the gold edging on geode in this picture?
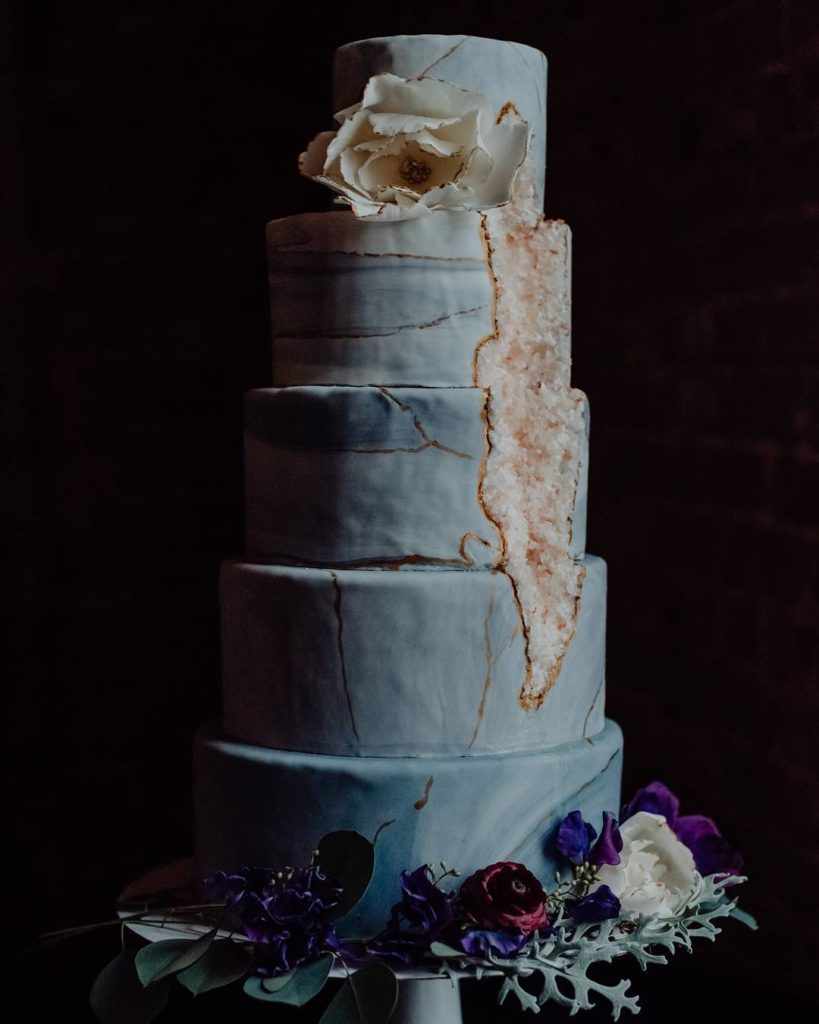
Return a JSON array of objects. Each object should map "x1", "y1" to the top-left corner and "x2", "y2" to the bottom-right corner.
[
  {"x1": 495, "y1": 100, "x2": 524, "y2": 125},
  {"x1": 473, "y1": 212, "x2": 533, "y2": 695},
  {"x1": 518, "y1": 562, "x2": 587, "y2": 712}
]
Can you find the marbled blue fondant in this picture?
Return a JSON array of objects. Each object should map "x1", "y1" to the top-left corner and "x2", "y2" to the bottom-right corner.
[
  {"x1": 245, "y1": 385, "x2": 499, "y2": 567},
  {"x1": 221, "y1": 556, "x2": 606, "y2": 756},
  {"x1": 245, "y1": 385, "x2": 588, "y2": 566},
  {"x1": 267, "y1": 211, "x2": 493, "y2": 387},
  {"x1": 193, "y1": 719, "x2": 622, "y2": 934},
  {"x1": 333, "y1": 35, "x2": 548, "y2": 204}
]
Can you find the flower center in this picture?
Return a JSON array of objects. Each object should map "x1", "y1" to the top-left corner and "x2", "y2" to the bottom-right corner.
[
  {"x1": 399, "y1": 154, "x2": 432, "y2": 186},
  {"x1": 511, "y1": 879, "x2": 528, "y2": 895}
]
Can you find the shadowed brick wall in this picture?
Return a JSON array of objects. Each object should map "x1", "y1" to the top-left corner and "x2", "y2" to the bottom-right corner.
[{"x1": 8, "y1": 0, "x2": 818, "y2": 1016}]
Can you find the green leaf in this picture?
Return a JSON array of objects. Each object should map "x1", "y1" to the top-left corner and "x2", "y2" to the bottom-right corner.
[
  {"x1": 90, "y1": 949, "x2": 170, "y2": 1024},
  {"x1": 243, "y1": 954, "x2": 333, "y2": 1006},
  {"x1": 319, "y1": 964, "x2": 398, "y2": 1024},
  {"x1": 135, "y1": 930, "x2": 216, "y2": 987},
  {"x1": 176, "y1": 938, "x2": 254, "y2": 996},
  {"x1": 261, "y1": 969, "x2": 296, "y2": 993},
  {"x1": 317, "y1": 831, "x2": 375, "y2": 918}
]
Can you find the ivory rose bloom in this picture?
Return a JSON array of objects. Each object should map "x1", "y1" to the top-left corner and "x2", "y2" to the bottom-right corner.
[
  {"x1": 593, "y1": 812, "x2": 698, "y2": 919},
  {"x1": 299, "y1": 73, "x2": 528, "y2": 220}
]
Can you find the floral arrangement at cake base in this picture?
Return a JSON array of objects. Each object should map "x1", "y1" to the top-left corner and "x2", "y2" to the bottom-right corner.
[{"x1": 44, "y1": 782, "x2": 754, "y2": 1023}]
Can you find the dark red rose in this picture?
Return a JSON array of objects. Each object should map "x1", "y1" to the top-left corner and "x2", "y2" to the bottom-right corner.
[{"x1": 459, "y1": 862, "x2": 550, "y2": 934}]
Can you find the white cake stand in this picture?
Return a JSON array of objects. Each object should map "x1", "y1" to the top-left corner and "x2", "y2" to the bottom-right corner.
[{"x1": 118, "y1": 859, "x2": 466, "y2": 1024}]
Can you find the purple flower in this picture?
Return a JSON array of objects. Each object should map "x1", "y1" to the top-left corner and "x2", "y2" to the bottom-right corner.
[
  {"x1": 459, "y1": 929, "x2": 527, "y2": 958},
  {"x1": 366, "y1": 865, "x2": 458, "y2": 966},
  {"x1": 622, "y1": 781, "x2": 680, "y2": 824},
  {"x1": 206, "y1": 863, "x2": 342, "y2": 976},
  {"x1": 588, "y1": 812, "x2": 623, "y2": 868},
  {"x1": 674, "y1": 815, "x2": 745, "y2": 879},
  {"x1": 556, "y1": 811, "x2": 597, "y2": 865},
  {"x1": 391, "y1": 865, "x2": 456, "y2": 936},
  {"x1": 568, "y1": 885, "x2": 621, "y2": 923},
  {"x1": 557, "y1": 810, "x2": 623, "y2": 868},
  {"x1": 622, "y1": 781, "x2": 744, "y2": 879}
]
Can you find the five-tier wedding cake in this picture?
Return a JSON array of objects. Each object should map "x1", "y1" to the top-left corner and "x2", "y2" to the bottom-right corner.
[{"x1": 193, "y1": 34, "x2": 623, "y2": 935}]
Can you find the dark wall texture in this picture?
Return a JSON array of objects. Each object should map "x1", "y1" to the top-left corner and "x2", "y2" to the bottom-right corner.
[{"x1": 7, "y1": 1, "x2": 819, "y2": 1020}]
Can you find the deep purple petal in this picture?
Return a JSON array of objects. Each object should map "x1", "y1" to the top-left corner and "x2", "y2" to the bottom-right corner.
[
  {"x1": 393, "y1": 865, "x2": 455, "y2": 935},
  {"x1": 556, "y1": 810, "x2": 597, "y2": 865},
  {"x1": 622, "y1": 781, "x2": 680, "y2": 826},
  {"x1": 588, "y1": 812, "x2": 623, "y2": 867},
  {"x1": 675, "y1": 814, "x2": 744, "y2": 877},
  {"x1": 459, "y1": 929, "x2": 527, "y2": 958},
  {"x1": 569, "y1": 885, "x2": 621, "y2": 923}
]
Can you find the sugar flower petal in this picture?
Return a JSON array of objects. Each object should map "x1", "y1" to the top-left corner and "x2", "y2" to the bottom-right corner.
[
  {"x1": 459, "y1": 929, "x2": 527, "y2": 958},
  {"x1": 569, "y1": 885, "x2": 621, "y2": 923},
  {"x1": 556, "y1": 810, "x2": 597, "y2": 866},
  {"x1": 299, "y1": 73, "x2": 528, "y2": 220},
  {"x1": 588, "y1": 812, "x2": 624, "y2": 867},
  {"x1": 622, "y1": 781, "x2": 680, "y2": 826},
  {"x1": 675, "y1": 814, "x2": 744, "y2": 878}
]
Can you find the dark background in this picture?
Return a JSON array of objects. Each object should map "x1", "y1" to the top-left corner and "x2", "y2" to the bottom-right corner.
[{"x1": 6, "y1": 0, "x2": 818, "y2": 1020}]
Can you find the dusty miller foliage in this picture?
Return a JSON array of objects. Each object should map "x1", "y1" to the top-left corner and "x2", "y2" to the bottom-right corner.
[{"x1": 434, "y1": 874, "x2": 748, "y2": 1019}]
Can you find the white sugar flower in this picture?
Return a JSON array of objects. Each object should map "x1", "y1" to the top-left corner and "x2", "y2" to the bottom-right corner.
[
  {"x1": 593, "y1": 812, "x2": 698, "y2": 918},
  {"x1": 299, "y1": 73, "x2": 528, "y2": 221}
]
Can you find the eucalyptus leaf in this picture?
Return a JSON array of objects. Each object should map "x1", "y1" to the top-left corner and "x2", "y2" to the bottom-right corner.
[
  {"x1": 90, "y1": 948, "x2": 169, "y2": 1024},
  {"x1": 261, "y1": 969, "x2": 296, "y2": 993},
  {"x1": 429, "y1": 941, "x2": 463, "y2": 959},
  {"x1": 176, "y1": 938, "x2": 254, "y2": 996},
  {"x1": 319, "y1": 964, "x2": 398, "y2": 1024},
  {"x1": 317, "y1": 831, "x2": 375, "y2": 918},
  {"x1": 135, "y1": 929, "x2": 216, "y2": 987},
  {"x1": 243, "y1": 954, "x2": 333, "y2": 1005}
]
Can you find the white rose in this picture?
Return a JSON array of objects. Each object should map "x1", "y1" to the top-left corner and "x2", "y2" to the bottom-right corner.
[
  {"x1": 594, "y1": 812, "x2": 698, "y2": 918},
  {"x1": 299, "y1": 73, "x2": 529, "y2": 221}
]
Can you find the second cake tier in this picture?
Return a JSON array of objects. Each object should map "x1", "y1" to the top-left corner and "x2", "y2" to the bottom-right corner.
[{"x1": 221, "y1": 555, "x2": 606, "y2": 757}]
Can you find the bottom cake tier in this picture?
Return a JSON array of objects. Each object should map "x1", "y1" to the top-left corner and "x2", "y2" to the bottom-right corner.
[{"x1": 193, "y1": 719, "x2": 623, "y2": 934}]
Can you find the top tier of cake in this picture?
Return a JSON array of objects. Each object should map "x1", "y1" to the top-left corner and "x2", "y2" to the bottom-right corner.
[{"x1": 333, "y1": 35, "x2": 548, "y2": 203}]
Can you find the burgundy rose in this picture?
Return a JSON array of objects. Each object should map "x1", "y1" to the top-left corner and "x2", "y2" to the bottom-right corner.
[{"x1": 459, "y1": 862, "x2": 550, "y2": 934}]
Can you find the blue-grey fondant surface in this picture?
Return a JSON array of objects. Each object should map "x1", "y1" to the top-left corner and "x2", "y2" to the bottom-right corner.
[
  {"x1": 193, "y1": 719, "x2": 622, "y2": 934},
  {"x1": 221, "y1": 556, "x2": 606, "y2": 756},
  {"x1": 267, "y1": 211, "x2": 494, "y2": 387},
  {"x1": 245, "y1": 385, "x2": 500, "y2": 567}
]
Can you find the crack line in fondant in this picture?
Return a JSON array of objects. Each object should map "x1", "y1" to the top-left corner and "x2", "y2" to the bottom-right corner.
[
  {"x1": 378, "y1": 387, "x2": 473, "y2": 460},
  {"x1": 413, "y1": 776, "x2": 434, "y2": 810},
  {"x1": 582, "y1": 675, "x2": 605, "y2": 743},
  {"x1": 329, "y1": 571, "x2": 359, "y2": 742},
  {"x1": 413, "y1": 36, "x2": 468, "y2": 79},
  {"x1": 246, "y1": 545, "x2": 494, "y2": 571},
  {"x1": 270, "y1": 248, "x2": 485, "y2": 263},
  {"x1": 468, "y1": 572, "x2": 497, "y2": 749},
  {"x1": 271, "y1": 305, "x2": 487, "y2": 344}
]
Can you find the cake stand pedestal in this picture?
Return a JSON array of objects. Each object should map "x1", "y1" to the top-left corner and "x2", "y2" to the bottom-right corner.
[
  {"x1": 118, "y1": 859, "x2": 467, "y2": 1024},
  {"x1": 391, "y1": 974, "x2": 462, "y2": 1024}
]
